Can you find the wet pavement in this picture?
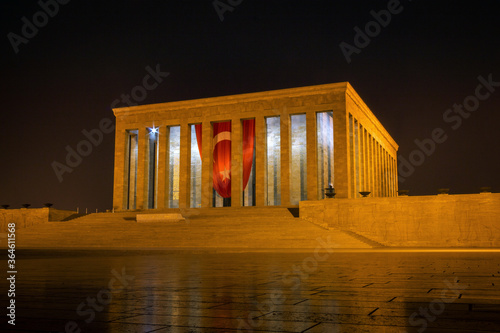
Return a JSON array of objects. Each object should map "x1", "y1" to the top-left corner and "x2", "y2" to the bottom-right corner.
[{"x1": 4, "y1": 250, "x2": 500, "y2": 332}]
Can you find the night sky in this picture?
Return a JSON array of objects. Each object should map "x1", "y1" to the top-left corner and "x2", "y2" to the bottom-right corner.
[{"x1": 1, "y1": 0, "x2": 499, "y2": 211}]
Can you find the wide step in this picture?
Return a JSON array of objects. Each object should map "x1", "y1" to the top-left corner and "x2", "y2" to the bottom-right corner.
[{"x1": 15, "y1": 209, "x2": 373, "y2": 250}]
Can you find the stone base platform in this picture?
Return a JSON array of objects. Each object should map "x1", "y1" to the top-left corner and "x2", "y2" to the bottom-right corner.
[
  {"x1": 10, "y1": 207, "x2": 374, "y2": 250},
  {"x1": 136, "y1": 213, "x2": 185, "y2": 223}
]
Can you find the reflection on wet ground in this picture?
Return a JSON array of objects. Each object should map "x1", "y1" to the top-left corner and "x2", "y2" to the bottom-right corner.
[{"x1": 5, "y1": 250, "x2": 500, "y2": 332}]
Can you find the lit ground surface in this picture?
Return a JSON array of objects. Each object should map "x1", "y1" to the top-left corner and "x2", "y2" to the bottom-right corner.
[{"x1": 5, "y1": 250, "x2": 500, "y2": 332}]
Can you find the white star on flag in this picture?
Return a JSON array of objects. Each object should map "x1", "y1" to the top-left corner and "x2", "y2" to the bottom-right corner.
[{"x1": 220, "y1": 167, "x2": 230, "y2": 182}]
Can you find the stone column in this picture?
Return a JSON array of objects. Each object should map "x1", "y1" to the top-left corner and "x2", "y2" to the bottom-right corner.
[
  {"x1": 367, "y1": 135, "x2": 371, "y2": 196},
  {"x1": 389, "y1": 155, "x2": 394, "y2": 197},
  {"x1": 113, "y1": 128, "x2": 126, "y2": 210},
  {"x1": 380, "y1": 147, "x2": 384, "y2": 197},
  {"x1": 374, "y1": 138, "x2": 378, "y2": 196},
  {"x1": 280, "y1": 113, "x2": 291, "y2": 205},
  {"x1": 255, "y1": 116, "x2": 266, "y2": 206},
  {"x1": 355, "y1": 120, "x2": 361, "y2": 198},
  {"x1": 380, "y1": 145, "x2": 384, "y2": 197},
  {"x1": 156, "y1": 126, "x2": 168, "y2": 209},
  {"x1": 360, "y1": 125, "x2": 366, "y2": 193},
  {"x1": 386, "y1": 152, "x2": 391, "y2": 197},
  {"x1": 372, "y1": 139, "x2": 376, "y2": 197},
  {"x1": 136, "y1": 127, "x2": 147, "y2": 210},
  {"x1": 359, "y1": 127, "x2": 364, "y2": 193},
  {"x1": 201, "y1": 121, "x2": 213, "y2": 208},
  {"x1": 179, "y1": 122, "x2": 191, "y2": 208},
  {"x1": 231, "y1": 118, "x2": 242, "y2": 207},
  {"x1": 393, "y1": 156, "x2": 398, "y2": 195},
  {"x1": 387, "y1": 151, "x2": 390, "y2": 197},
  {"x1": 375, "y1": 141, "x2": 382, "y2": 197},
  {"x1": 383, "y1": 150, "x2": 387, "y2": 197},
  {"x1": 387, "y1": 152, "x2": 391, "y2": 197},
  {"x1": 369, "y1": 134, "x2": 374, "y2": 196},
  {"x1": 393, "y1": 156, "x2": 396, "y2": 196},
  {"x1": 381, "y1": 147, "x2": 385, "y2": 196},
  {"x1": 366, "y1": 133, "x2": 370, "y2": 196},
  {"x1": 359, "y1": 124, "x2": 364, "y2": 193},
  {"x1": 164, "y1": 126, "x2": 174, "y2": 208},
  {"x1": 333, "y1": 110, "x2": 349, "y2": 198},
  {"x1": 306, "y1": 112, "x2": 318, "y2": 201},
  {"x1": 384, "y1": 152, "x2": 387, "y2": 197}
]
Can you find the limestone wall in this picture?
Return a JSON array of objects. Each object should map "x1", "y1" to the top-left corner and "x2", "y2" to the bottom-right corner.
[
  {"x1": 0, "y1": 208, "x2": 49, "y2": 232},
  {"x1": 300, "y1": 193, "x2": 500, "y2": 247}
]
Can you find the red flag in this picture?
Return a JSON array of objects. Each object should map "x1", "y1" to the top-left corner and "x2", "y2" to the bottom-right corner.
[
  {"x1": 213, "y1": 122, "x2": 231, "y2": 198},
  {"x1": 194, "y1": 124, "x2": 202, "y2": 158},
  {"x1": 242, "y1": 119, "x2": 255, "y2": 190}
]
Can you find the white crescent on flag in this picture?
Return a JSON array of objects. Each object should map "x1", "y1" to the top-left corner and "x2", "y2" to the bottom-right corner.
[{"x1": 213, "y1": 131, "x2": 231, "y2": 147}]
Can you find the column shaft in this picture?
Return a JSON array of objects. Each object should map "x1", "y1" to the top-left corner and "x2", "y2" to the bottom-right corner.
[
  {"x1": 383, "y1": 149, "x2": 388, "y2": 197},
  {"x1": 387, "y1": 152, "x2": 391, "y2": 197},
  {"x1": 369, "y1": 135, "x2": 374, "y2": 196},
  {"x1": 231, "y1": 118, "x2": 242, "y2": 207},
  {"x1": 178, "y1": 122, "x2": 191, "y2": 208},
  {"x1": 355, "y1": 120, "x2": 361, "y2": 197},
  {"x1": 376, "y1": 142, "x2": 381, "y2": 197},
  {"x1": 334, "y1": 111, "x2": 350, "y2": 198},
  {"x1": 306, "y1": 112, "x2": 318, "y2": 201},
  {"x1": 389, "y1": 154, "x2": 393, "y2": 196},
  {"x1": 382, "y1": 147, "x2": 386, "y2": 196},
  {"x1": 386, "y1": 152, "x2": 391, "y2": 197},
  {"x1": 394, "y1": 157, "x2": 398, "y2": 195},
  {"x1": 136, "y1": 127, "x2": 147, "y2": 210},
  {"x1": 156, "y1": 126, "x2": 168, "y2": 209},
  {"x1": 380, "y1": 145, "x2": 384, "y2": 197},
  {"x1": 201, "y1": 121, "x2": 213, "y2": 208},
  {"x1": 164, "y1": 127, "x2": 172, "y2": 207},
  {"x1": 366, "y1": 134, "x2": 371, "y2": 195},
  {"x1": 113, "y1": 128, "x2": 126, "y2": 210},
  {"x1": 389, "y1": 155, "x2": 396, "y2": 197},
  {"x1": 255, "y1": 116, "x2": 266, "y2": 206},
  {"x1": 360, "y1": 126, "x2": 366, "y2": 192},
  {"x1": 280, "y1": 114, "x2": 291, "y2": 205}
]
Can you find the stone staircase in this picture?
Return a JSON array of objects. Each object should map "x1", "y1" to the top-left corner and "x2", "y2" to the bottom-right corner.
[{"x1": 15, "y1": 207, "x2": 374, "y2": 250}]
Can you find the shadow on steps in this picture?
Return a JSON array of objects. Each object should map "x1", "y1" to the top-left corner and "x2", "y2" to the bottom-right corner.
[
  {"x1": 340, "y1": 229, "x2": 386, "y2": 248},
  {"x1": 59, "y1": 213, "x2": 89, "y2": 221},
  {"x1": 287, "y1": 208, "x2": 300, "y2": 218}
]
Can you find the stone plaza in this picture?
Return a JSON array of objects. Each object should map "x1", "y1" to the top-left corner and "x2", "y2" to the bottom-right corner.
[{"x1": 9, "y1": 249, "x2": 500, "y2": 332}]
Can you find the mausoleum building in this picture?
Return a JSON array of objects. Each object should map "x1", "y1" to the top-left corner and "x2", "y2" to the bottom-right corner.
[{"x1": 112, "y1": 82, "x2": 398, "y2": 210}]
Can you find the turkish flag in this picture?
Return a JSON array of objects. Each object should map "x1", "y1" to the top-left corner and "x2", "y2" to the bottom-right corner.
[
  {"x1": 213, "y1": 122, "x2": 231, "y2": 198},
  {"x1": 194, "y1": 124, "x2": 202, "y2": 158},
  {"x1": 242, "y1": 119, "x2": 255, "y2": 191}
]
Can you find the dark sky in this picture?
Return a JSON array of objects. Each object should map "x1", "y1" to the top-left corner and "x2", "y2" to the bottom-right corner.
[{"x1": 1, "y1": 0, "x2": 499, "y2": 211}]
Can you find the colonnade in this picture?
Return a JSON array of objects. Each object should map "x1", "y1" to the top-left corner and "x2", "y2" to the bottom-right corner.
[
  {"x1": 112, "y1": 82, "x2": 399, "y2": 211},
  {"x1": 348, "y1": 114, "x2": 398, "y2": 198}
]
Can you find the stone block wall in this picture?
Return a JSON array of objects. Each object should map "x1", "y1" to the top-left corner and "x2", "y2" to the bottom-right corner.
[
  {"x1": 300, "y1": 193, "x2": 500, "y2": 247},
  {"x1": 0, "y1": 208, "x2": 75, "y2": 232},
  {"x1": 0, "y1": 208, "x2": 49, "y2": 232}
]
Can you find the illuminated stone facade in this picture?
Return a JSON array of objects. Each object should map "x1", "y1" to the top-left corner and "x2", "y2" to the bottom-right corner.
[{"x1": 112, "y1": 82, "x2": 398, "y2": 210}]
